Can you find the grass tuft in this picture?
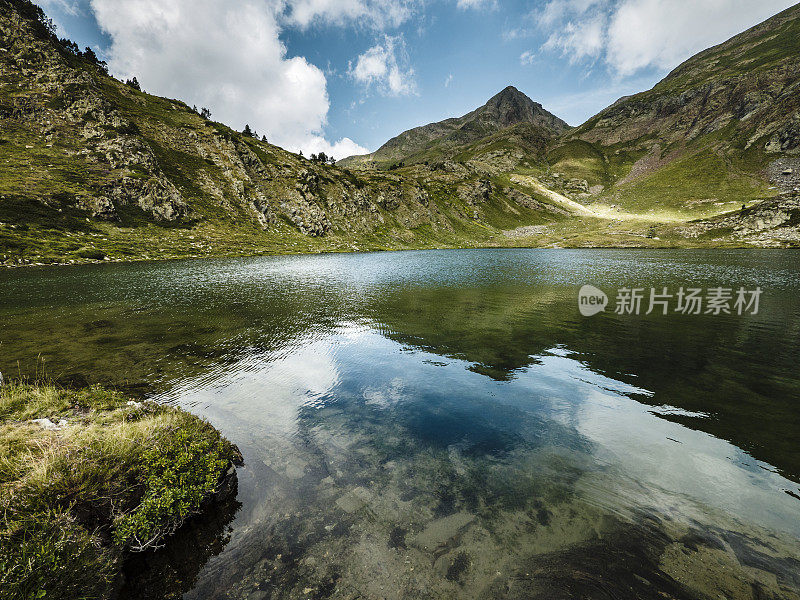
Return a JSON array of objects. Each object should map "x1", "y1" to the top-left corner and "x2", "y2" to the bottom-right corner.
[{"x1": 0, "y1": 381, "x2": 240, "y2": 600}]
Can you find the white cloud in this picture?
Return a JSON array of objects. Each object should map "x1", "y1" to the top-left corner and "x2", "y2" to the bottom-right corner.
[
  {"x1": 285, "y1": 0, "x2": 419, "y2": 29},
  {"x1": 604, "y1": 0, "x2": 797, "y2": 75},
  {"x1": 39, "y1": 0, "x2": 82, "y2": 16},
  {"x1": 88, "y1": 0, "x2": 371, "y2": 155},
  {"x1": 302, "y1": 135, "x2": 369, "y2": 159},
  {"x1": 542, "y1": 12, "x2": 605, "y2": 64},
  {"x1": 519, "y1": 50, "x2": 535, "y2": 66},
  {"x1": 349, "y1": 35, "x2": 416, "y2": 96},
  {"x1": 456, "y1": 0, "x2": 496, "y2": 9},
  {"x1": 537, "y1": 0, "x2": 797, "y2": 76},
  {"x1": 444, "y1": 73, "x2": 453, "y2": 87},
  {"x1": 538, "y1": 0, "x2": 602, "y2": 26}
]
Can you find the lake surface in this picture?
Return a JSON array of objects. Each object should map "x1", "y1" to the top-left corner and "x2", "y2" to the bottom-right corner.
[{"x1": 1, "y1": 249, "x2": 799, "y2": 599}]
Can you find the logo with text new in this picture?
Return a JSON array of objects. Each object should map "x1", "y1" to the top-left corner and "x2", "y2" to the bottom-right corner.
[{"x1": 578, "y1": 285, "x2": 608, "y2": 316}]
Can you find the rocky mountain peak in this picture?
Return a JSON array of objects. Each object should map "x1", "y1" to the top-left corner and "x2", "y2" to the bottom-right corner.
[
  {"x1": 340, "y1": 85, "x2": 569, "y2": 167},
  {"x1": 486, "y1": 86, "x2": 538, "y2": 110},
  {"x1": 478, "y1": 85, "x2": 567, "y2": 132}
]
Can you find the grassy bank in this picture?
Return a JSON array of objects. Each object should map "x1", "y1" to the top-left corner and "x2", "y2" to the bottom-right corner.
[
  {"x1": 0, "y1": 382, "x2": 242, "y2": 599},
  {"x1": 3, "y1": 212, "x2": 796, "y2": 271}
]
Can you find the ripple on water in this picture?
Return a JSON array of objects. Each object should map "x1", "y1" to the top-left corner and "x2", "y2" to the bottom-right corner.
[{"x1": 1, "y1": 249, "x2": 799, "y2": 598}]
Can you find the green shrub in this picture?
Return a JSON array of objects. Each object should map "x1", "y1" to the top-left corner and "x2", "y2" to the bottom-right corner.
[
  {"x1": 113, "y1": 423, "x2": 231, "y2": 551},
  {"x1": 76, "y1": 249, "x2": 106, "y2": 260}
]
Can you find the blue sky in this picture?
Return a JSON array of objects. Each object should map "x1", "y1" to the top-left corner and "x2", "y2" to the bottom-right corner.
[{"x1": 39, "y1": 0, "x2": 796, "y2": 157}]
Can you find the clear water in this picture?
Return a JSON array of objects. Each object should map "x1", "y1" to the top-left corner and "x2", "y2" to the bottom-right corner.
[{"x1": 1, "y1": 249, "x2": 799, "y2": 599}]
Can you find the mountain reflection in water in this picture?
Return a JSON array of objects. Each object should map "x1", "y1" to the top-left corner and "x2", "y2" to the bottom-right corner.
[{"x1": 1, "y1": 249, "x2": 798, "y2": 599}]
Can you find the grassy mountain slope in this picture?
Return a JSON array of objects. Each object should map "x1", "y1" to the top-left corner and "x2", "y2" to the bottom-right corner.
[
  {"x1": 340, "y1": 86, "x2": 569, "y2": 170},
  {"x1": 340, "y1": 5, "x2": 799, "y2": 246},
  {"x1": 3, "y1": 0, "x2": 800, "y2": 262},
  {"x1": 546, "y1": 3, "x2": 800, "y2": 218},
  {"x1": 0, "y1": 0, "x2": 574, "y2": 266}
]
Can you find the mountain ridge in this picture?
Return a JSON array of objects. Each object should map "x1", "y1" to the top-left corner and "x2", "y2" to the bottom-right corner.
[
  {"x1": 1, "y1": 0, "x2": 580, "y2": 265},
  {"x1": 339, "y1": 86, "x2": 569, "y2": 169},
  {"x1": 542, "y1": 2, "x2": 800, "y2": 218},
  {"x1": 2, "y1": 0, "x2": 800, "y2": 267}
]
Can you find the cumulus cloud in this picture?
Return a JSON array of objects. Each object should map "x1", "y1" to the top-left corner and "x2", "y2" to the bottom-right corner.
[
  {"x1": 537, "y1": 0, "x2": 796, "y2": 76},
  {"x1": 542, "y1": 11, "x2": 605, "y2": 64},
  {"x1": 349, "y1": 35, "x2": 416, "y2": 96},
  {"x1": 88, "y1": 0, "x2": 370, "y2": 155},
  {"x1": 303, "y1": 136, "x2": 370, "y2": 159}
]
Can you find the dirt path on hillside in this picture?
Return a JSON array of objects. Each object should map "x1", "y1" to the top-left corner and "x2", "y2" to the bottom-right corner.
[
  {"x1": 508, "y1": 174, "x2": 711, "y2": 225},
  {"x1": 509, "y1": 175, "x2": 597, "y2": 217}
]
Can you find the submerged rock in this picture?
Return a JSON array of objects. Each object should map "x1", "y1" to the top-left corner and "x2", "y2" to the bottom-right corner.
[
  {"x1": 411, "y1": 512, "x2": 475, "y2": 553},
  {"x1": 335, "y1": 486, "x2": 373, "y2": 513}
]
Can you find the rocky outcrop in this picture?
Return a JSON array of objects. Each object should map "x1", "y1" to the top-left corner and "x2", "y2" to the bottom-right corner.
[
  {"x1": 676, "y1": 195, "x2": 800, "y2": 246},
  {"x1": 0, "y1": 2, "x2": 194, "y2": 223},
  {"x1": 765, "y1": 116, "x2": 800, "y2": 154},
  {"x1": 458, "y1": 179, "x2": 492, "y2": 206},
  {"x1": 767, "y1": 158, "x2": 800, "y2": 194}
]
